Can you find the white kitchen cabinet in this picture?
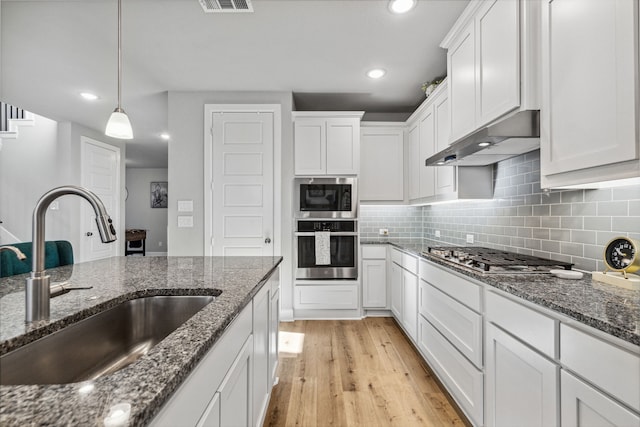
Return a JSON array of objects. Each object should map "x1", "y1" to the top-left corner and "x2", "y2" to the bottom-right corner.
[
  {"x1": 418, "y1": 317, "x2": 484, "y2": 426},
  {"x1": 418, "y1": 106, "x2": 436, "y2": 199},
  {"x1": 433, "y1": 91, "x2": 455, "y2": 195},
  {"x1": 561, "y1": 370, "x2": 640, "y2": 427},
  {"x1": 389, "y1": 256, "x2": 403, "y2": 319},
  {"x1": 219, "y1": 335, "x2": 253, "y2": 427},
  {"x1": 293, "y1": 112, "x2": 363, "y2": 176},
  {"x1": 362, "y1": 245, "x2": 388, "y2": 309},
  {"x1": 252, "y1": 283, "x2": 270, "y2": 427},
  {"x1": 540, "y1": 0, "x2": 640, "y2": 188},
  {"x1": 401, "y1": 269, "x2": 418, "y2": 342},
  {"x1": 485, "y1": 323, "x2": 559, "y2": 427},
  {"x1": 442, "y1": 0, "x2": 539, "y2": 142},
  {"x1": 407, "y1": 124, "x2": 420, "y2": 201},
  {"x1": 360, "y1": 124, "x2": 404, "y2": 202},
  {"x1": 152, "y1": 269, "x2": 280, "y2": 427}
]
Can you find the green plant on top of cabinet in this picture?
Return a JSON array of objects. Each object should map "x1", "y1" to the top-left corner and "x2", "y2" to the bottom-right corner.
[
  {"x1": 360, "y1": 124, "x2": 404, "y2": 202},
  {"x1": 540, "y1": 0, "x2": 640, "y2": 188},
  {"x1": 441, "y1": 0, "x2": 540, "y2": 143},
  {"x1": 293, "y1": 111, "x2": 364, "y2": 176}
]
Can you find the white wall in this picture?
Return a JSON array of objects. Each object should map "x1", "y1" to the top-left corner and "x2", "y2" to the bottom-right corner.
[
  {"x1": 0, "y1": 113, "x2": 126, "y2": 262},
  {"x1": 167, "y1": 90, "x2": 294, "y2": 320},
  {"x1": 125, "y1": 168, "x2": 168, "y2": 254}
]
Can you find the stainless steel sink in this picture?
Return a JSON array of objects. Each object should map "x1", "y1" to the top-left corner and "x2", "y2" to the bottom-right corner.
[{"x1": 0, "y1": 294, "x2": 218, "y2": 385}]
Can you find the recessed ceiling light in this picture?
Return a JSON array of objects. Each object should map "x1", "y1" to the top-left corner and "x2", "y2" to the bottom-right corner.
[
  {"x1": 80, "y1": 92, "x2": 99, "y2": 101},
  {"x1": 389, "y1": 0, "x2": 416, "y2": 14},
  {"x1": 478, "y1": 142, "x2": 491, "y2": 147},
  {"x1": 367, "y1": 68, "x2": 386, "y2": 79},
  {"x1": 160, "y1": 133, "x2": 170, "y2": 140}
]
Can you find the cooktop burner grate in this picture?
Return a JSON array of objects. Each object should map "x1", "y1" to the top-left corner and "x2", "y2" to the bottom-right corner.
[{"x1": 425, "y1": 247, "x2": 574, "y2": 272}]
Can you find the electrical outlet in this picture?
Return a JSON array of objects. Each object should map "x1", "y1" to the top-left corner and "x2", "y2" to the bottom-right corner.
[
  {"x1": 379, "y1": 228, "x2": 389, "y2": 236},
  {"x1": 435, "y1": 230, "x2": 441, "y2": 238},
  {"x1": 466, "y1": 234, "x2": 474, "y2": 244},
  {"x1": 158, "y1": 241, "x2": 163, "y2": 247}
]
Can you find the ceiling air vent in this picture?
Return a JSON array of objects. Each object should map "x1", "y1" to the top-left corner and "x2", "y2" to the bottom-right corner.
[{"x1": 199, "y1": 0, "x2": 253, "y2": 13}]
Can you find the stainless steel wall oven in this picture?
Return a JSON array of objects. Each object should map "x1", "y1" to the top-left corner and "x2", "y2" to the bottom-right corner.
[{"x1": 294, "y1": 219, "x2": 358, "y2": 279}]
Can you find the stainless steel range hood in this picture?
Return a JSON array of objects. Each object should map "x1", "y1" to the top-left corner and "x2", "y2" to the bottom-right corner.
[{"x1": 425, "y1": 110, "x2": 540, "y2": 167}]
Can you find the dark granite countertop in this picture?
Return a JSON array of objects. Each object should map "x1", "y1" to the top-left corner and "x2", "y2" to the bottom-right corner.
[
  {"x1": 0, "y1": 256, "x2": 282, "y2": 426},
  {"x1": 362, "y1": 238, "x2": 640, "y2": 347}
]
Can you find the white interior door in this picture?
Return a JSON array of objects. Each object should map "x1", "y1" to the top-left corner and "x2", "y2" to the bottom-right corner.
[
  {"x1": 209, "y1": 110, "x2": 274, "y2": 256},
  {"x1": 80, "y1": 137, "x2": 120, "y2": 262}
]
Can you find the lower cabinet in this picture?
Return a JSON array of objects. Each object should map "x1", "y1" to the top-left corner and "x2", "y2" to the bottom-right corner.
[
  {"x1": 389, "y1": 260, "x2": 403, "y2": 319},
  {"x1": 401, "y1": 269, "x2": 418, "y2": 341},
  {"x1": 485, "y1": 323, "x2": 559, "y2": 427},
  {"x1": 361, "y1": 245, "x2": 388, "y2": 309},
  {"x1": 561, "y1": 370, "x2": 640, "y2": 427},
  {"x1": 151, "y1": 268, "x2": 280, "y2": 427},
  {"x1": 219, "y1": 335, "x2": 254, "y2": 427},
  {"x1": 418, "y1": 316, "x2": 484, "y2": 425}
]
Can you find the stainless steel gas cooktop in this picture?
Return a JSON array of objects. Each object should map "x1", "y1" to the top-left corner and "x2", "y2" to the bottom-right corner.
[{"x1": 424, "y1": 246, "x2": 574, "y2": 274}]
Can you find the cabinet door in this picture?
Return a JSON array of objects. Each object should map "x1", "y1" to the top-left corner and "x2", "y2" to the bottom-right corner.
[
  {"x1": 326, "y1": 119, "x2": 359, "y2": 175},
  {"x1": 486, "y1": 323, "x2": 559, "y2": 427},
  {"x1": 561, "y1": 370, "x2": 640, "y2": 427},
  {"x1": 360, "y1": 127, "x2": 404, "y2": 201},
  {"x1": 294, "y1": 119, "x2": 326, "y2": 175},
  {"x1": 252, "y1": 286, "x2": 270, "y2": 427},
  {"x1": 196, "y1": 392, "x2": 220, "y2": 427},
  {"x1": 269, "y1": 289, "x2": 279, "y2": 387},
  {"x1": 477, "y1": 0, "x2": 520, "y2": 126},
  {"x1": 407, "y1": 125, "x2": 420, "y2": 200},
  {"x1": 390, "y1": 262, "x2": 403, "y2": 319},
  {"x1": 219, "y1": 335, "x2": 253, "y2": 427},
  {"x1": 362, "y1": 259, "x2": 387, "y2": 308},
  {"x1": 433, "y1": 90, "x2": 455, "y2": 195},
  {"x1": 402, "y1": 270, "x2": 418, "y2": 341},
  {"x1": 448, "y1": 21, "x2": 477, "y2": 141},
  {"x1": 418, "y1": 108, "x2": 436, "y2": 199},
  {"x1": 541, "y1": 0, "x2": 639, "y2": 177}
]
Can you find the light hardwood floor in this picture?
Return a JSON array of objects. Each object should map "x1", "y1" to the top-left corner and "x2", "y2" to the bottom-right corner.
[{"x1": 264, "y1": 318, "x2": 469, "y2": 427}]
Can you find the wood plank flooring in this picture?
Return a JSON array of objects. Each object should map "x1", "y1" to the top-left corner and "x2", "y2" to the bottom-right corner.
[{"x1": 264, "y1": 318, "x2": 470, "y2": 427}]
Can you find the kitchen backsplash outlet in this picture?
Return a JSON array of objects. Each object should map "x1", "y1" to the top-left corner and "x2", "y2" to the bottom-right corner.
[{"x1": 360, "y1": 150, "x2": 640, "y2": 272}]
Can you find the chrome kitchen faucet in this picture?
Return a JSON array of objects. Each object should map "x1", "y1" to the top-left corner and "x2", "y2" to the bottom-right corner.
[{"x1": 26, "y1": 186, "x2": 117, "y2": 322}]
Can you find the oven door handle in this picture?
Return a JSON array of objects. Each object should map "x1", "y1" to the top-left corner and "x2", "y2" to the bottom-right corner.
[{"x1": 294, "y1": 232, "x2": 358, "y2": 237}]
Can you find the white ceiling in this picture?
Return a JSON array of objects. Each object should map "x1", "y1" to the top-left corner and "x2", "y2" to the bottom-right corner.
[{"x1": 0, "y1": 0, "x2": 469, "y2": 168}]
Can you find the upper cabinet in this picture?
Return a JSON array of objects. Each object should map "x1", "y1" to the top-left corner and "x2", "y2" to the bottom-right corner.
[
  {"x1": 360, "y1": 124, "x2": 404, "y2": 202},
  {"x1": 442, "y1": 0, "x2": 540, "y2": 143},
  {"x1": 293, "y1": 112, "x2": 364, "y2": 176},
  {"x1": 540, "y1": 0, "x2": 640, "y2": 188}
]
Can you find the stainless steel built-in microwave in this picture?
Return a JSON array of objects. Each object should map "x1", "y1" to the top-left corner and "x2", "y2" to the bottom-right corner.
[{"x1": 294, "y1": 177, "x2": 357, "y2": 219}]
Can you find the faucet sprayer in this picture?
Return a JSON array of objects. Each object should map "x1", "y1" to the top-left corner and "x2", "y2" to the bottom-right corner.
[
  {"x1": 0, "y1": 245, "x2": 27, "y2": 260},
  {"x1": 26, "y1": 186, "x2": 117, "y2": 322}
]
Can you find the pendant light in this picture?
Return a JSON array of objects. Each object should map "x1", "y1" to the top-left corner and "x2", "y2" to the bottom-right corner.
[{"x1": 105, "y1": 0, "x2": 133, "y2": 139}]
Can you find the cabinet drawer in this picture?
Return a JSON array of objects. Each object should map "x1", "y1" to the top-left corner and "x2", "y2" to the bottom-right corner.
[
  {"x1": 418, "y1": 317, "x2": 484, "y2": 426},
  {"x1": 419, "y1": 260, "x2": 481, "y2": 312},
  {"x1": 361, "y1": 245, "x2": 387, "y2": 259},
  {"x1": 402, "y1": 253, "x2": 418, "y2": 274},
  {"x1": 390, "y1": 248, "x2": 402, "y2": 265},
  {"x1": 486, "y1": 291, "x2": 556, "y2": 358},
  {"x1": 294, "y1": 284, "x2": 358, "y2": 310},
  {"x1": 420, "y1": 281, "x2": 482, "y2": 368},
  {"x1": 561, "y1": 324, "x2": 640, "y2": 412}
]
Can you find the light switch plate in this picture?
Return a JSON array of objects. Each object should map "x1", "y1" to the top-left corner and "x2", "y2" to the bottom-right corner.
[
  {"x1": 178, "y1": 216, "x2": 193, "y2": 228},
  {"x1": 178, "y1": 200, "x2": 193, "y2": 212}
]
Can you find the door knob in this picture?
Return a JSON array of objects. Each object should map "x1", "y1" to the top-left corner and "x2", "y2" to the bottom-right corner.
[
  {"x1": 86, "y1": 232, "x2": 93, "y2": 237},
  {"x1": 265, "y1": 237, "x2": 272, "y2": 244}
]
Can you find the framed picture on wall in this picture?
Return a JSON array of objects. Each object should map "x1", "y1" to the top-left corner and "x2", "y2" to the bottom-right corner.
[{"x1": 151, "y1": 182, "x2": 168, "y2": 208}]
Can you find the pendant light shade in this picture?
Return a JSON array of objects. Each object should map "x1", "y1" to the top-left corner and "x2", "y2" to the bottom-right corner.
[
  {"x1": 106, "y1": 108, "x2": 133, "y2": 139},
  {"x1": 105, "y1": 0, "x2": 133, "y2": 139}
]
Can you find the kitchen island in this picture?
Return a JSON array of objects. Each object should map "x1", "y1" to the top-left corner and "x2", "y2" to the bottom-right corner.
[{"x1": 0, "y1": 255, "x2": 282, "y2": 426}]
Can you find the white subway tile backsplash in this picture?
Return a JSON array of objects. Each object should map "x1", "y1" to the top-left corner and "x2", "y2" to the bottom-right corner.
[{"x1": 358, "y1": 151, "x2": 639, "y2": 271}]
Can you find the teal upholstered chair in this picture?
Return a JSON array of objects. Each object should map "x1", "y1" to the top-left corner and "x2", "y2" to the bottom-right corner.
[{"x1": 0, "y1": 241, "x2": 74, "y2": 278}]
